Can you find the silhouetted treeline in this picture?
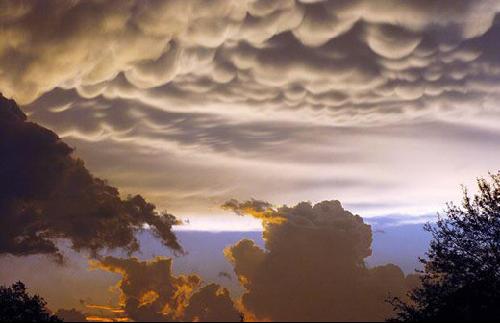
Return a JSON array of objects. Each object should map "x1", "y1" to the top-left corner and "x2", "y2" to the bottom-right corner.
[
  {"x1": 389, "y1": 172, "x2": 500, "y2": 322},
  {"x1": 0, "y1": 282, "x2": 61, "y2": 322}
]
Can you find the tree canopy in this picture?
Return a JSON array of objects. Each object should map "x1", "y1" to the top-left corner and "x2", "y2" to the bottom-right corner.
[
  {"x1": 0, "y1": 281, "x2": 61, "y2": 322},
  {"x1": 389, "y1": 172, "x2": 500, "y2": 322}
]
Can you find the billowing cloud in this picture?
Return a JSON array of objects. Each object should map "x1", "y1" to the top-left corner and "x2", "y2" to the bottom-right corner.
[
  {"x1": 183, "y1": 283, "x2": 242, "y2": 322},
  {"x1": 91, "y1": 256, "x2": 241, "y2": 322},
  {"x1": 0, "y1": 95, "x2": 181, "y2": 262},
  {"x1": 224, "y1": 199, "x2": 418, "y2": 321}
]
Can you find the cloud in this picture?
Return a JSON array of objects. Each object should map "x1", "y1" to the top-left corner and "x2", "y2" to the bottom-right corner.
[
  {"x1": 54, "y1": 309, "x2": 88, "y2": 322},
  {"x1": 0, "y1": 0, "x2": 499, "y2": 127},
  {"x1": 22, "y1": 84, "x2": 500, "y2": 217},
  {"x1": 224, "y1": 199, "x2": 418, "y2": 321},
  {"x1": 222, "y1": 199, "x2": 277, "y2": 222},
  {"x1": 3, "y1": 2, "x2": 500, "y2": 217},
  {"x1": 91, "y1": 256, "x2": 241, "y2": 322},
  {"x1": 2, "y1": 0, "x2": 500, "y2": 261},
  {"x1": 183, "y1": 283, "x2": 242, "y2": 322},
  {"x1": 24, "y1": 88, "x2": 319, "y2": 156},
  {"x1": 0, "y1": 95, "x2": 182, "y2": 262}
]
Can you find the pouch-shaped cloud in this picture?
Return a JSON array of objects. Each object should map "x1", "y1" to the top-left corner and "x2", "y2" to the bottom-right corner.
[
  {"x1": 364, "y1": 24, "x2": 421, "y2": 59},
  {"x1": 92, "y1": 256, "x2": 241, "y2": 322},
  {"x1": 224, "y1": 199, "x2": 417, "y2": 321},
  {"x1": 0, "y1": 95, "x2": 181, "y2": 262},
  {"x1": 2, "y1": 0, "x2": 500, "y2": 127}
]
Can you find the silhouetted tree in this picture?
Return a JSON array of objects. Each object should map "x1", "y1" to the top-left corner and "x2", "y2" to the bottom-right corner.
[
  {"x1": 389, "y1": 172, "x2": 500, "y2": 322},
  {"x1": 0, "y1": 282, "x2": 62, "y2": 322}
]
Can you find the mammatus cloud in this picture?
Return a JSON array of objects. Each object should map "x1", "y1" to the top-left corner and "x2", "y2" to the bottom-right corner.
[
  {"x1": 2, "y1": 0, "x2": 499, "y2": 216},
  {"x1": 224, "y1": 199, "x2": 418, "y2": 321},
  {"x1": 0, "y1": 95, "x2": 181, "y2": 262},
  {"x1": 1, "y1": 0, "x2": 500, "y2": 126},
  {"x1": 91, "y1": 256, "x2": 241, "y2": 322}
]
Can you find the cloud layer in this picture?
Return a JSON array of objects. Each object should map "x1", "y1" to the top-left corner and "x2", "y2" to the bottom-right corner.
[
  {"x1": 0, "y1": 95, "x2": 181, "y2": 262},
  {"x1": 1, "y1": 0, "x2": 500, "y2": 125},
  {"x1": 224, "y1": 199, "x2": 417, "y2": 321},
  {"x1": 2, "y1": 0, "x2": 500, "y2": 217}
]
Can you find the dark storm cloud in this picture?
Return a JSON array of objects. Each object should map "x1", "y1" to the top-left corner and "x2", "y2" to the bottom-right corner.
[
  {"x1": 92, "y1": 256, "x2": 241, "y2": 322},
  {"x1": 0, "y1": 95, "x2": 181, "y2": 262},
  {"x1": 224, "y1": 199, "x2": 418, "y2": 321}
]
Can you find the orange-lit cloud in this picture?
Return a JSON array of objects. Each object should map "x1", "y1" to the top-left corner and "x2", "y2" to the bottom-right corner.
[
  {"x1": 85, "y1": 305, "x2": 126, "y2": 314},
  {"x1": 85, "y1": 316, "x2": 130, "y2": 323},
  {"x1": 91, "y1": 256, "x2": 241, "y2": 322},
  {"x1": 222, "y1": 199, "x2": 286, "y2": 225},
  {"x1": 224, "y1": 199, "x2": 418, "y2": 321},
  {"x1": 82, "y1": 304, "x2": 129, "y2": 322}
]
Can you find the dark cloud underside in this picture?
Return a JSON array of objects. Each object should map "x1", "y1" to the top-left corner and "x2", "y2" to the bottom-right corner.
[{"x1": 0, "y1": 95, "x2": 181, "y2": 262}]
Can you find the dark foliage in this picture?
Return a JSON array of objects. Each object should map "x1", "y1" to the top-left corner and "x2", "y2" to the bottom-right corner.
[
  {"x1": 389, "y1": 172, "x2": 500, "y2": 322},
  {"x1": 0, "y1": 282, "x2": 62, "y2": 322}
]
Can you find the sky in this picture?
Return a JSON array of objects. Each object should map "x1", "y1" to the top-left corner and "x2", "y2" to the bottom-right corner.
[{"x1": 1, "y1": 0, "x2": 500, "y2": 322}]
